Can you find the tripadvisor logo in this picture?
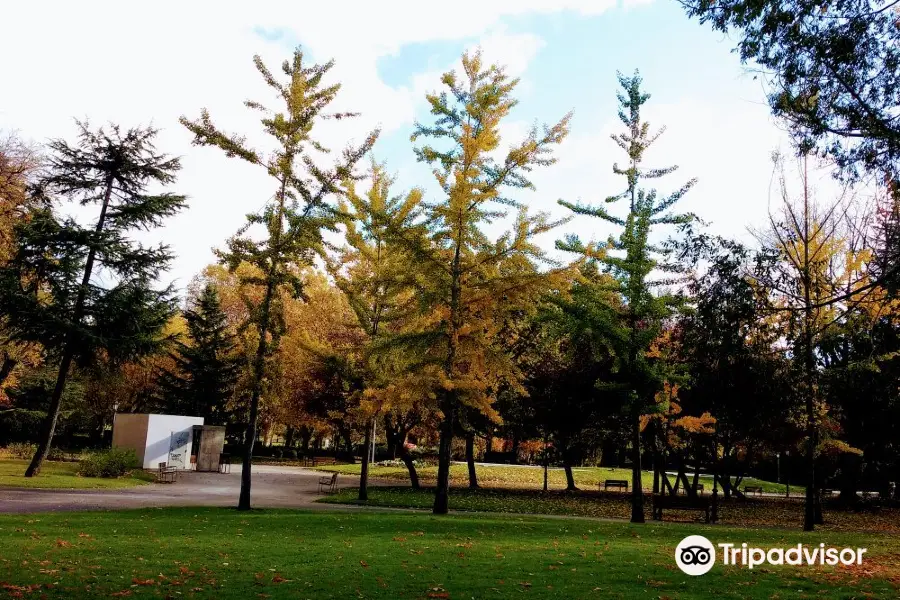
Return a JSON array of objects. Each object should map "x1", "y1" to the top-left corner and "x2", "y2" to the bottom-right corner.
[
  {"x1": 676, "y1": 535, "x2": 716, "y2": 576},
  {"x1": 675, "y1": 535, "x2": 868, "y2": 576}
]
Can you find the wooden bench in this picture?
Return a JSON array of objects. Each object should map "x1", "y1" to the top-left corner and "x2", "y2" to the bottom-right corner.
[
  {"x1": 304, "y1": 456, "x2": 337, "y2": 467},
  {"x1": 680, "y1": 483, "x2": 705, "y2": 494},
  {"x1": 652, "y1": 494, "x2": 715, "y2": 523},
  {"x1": 318, "y1": 472, "x2": 338, "y2": 494},
  {"x1": 156, "y1": 462, "x2": 177, "y2": 483},
  {"x1": 744, "y1": 485, "x2": 763, "y2": 495},
  {"x1": 601, "y1": 479, "x2": 629, "y2": 492}
]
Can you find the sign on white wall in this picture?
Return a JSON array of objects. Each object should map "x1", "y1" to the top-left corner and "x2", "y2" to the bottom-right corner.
[{"x1": 168, "y1": 430, "x2": 191, "y2": 469}]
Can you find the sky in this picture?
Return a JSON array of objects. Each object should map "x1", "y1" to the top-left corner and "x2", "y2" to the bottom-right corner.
[{"x1": 1, "y1": 0, "x2": 812, "y2": 292}]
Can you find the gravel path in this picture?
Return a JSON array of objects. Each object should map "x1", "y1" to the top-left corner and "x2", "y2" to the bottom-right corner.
[{"x1": 0, "y1": 465, "x2": 371, "y2": 514}]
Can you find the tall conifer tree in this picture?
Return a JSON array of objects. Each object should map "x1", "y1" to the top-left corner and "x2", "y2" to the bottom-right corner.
[
  {"x1": 0, "y1": 123, "x2": 185, "y2": 476},
  {"x1": 558, "y1": 72, "x2": 695, "y2": 522},
  {"x1": 180, "y1": 48, "x2": 377, "y2": 510},
  {"x1": 156, "y1": 283, "x2": 239, "y2": 424}
]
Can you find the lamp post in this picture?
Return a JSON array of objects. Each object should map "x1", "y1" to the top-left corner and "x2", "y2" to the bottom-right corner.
[
  {"x1": 777, "y1": 452, "x2": 781, "y2": 485},
  {"x1": 784, "y1": 450, "x2": 790, "y2": 498}
]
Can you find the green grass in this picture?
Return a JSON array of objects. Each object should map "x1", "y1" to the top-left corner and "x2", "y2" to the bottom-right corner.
[
  {"x1": 321, "y1": 486, "x2": 900, "y2": 533},
  {"x1": 315, "y1": 462, "x2": 799, "y2": 494},
  {"x1": 0, "y1": 508, "x2": 896, "y2": 599},
  {"x1": 0, "y1": 459, "x2": 153, "y2": 489}
]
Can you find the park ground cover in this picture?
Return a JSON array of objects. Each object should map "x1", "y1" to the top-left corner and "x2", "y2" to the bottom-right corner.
[
  {"x1": 0, "y1": 459, "x2": 152, "y2": 490},
  {"x1": 313, "y1": 463, "x2": 798, "y2": 494},
  {"x1": 0, "y1": 507, "x2": 898, "y2": 599},
  {"x1": 319, "y1": 486, "x2": 900, "y2": 534}
]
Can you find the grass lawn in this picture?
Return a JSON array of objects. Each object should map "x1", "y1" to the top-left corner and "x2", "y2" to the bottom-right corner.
[
  {"x1": 320, "y1": 486, "x2": 900, "y2": 534},
  {"x1": 0, "y1": 508, "x2": 896, "y2": 599},
  {"x1": 314, "y1": 462, "x2": 799, "y2": 495},
  {"x1": 0, "y1": 459, "x2": 153, "y2": 490}
]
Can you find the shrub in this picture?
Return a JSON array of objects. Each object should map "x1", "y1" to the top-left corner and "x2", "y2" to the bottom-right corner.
[
  {"x1": 78, "y1": 448, "x2": 139, "y2": 478},
  {"x1": 273, "y1": 448, "x2": 283, "y2": 459},
  {"x1": 5, "y1": 442, "x2": 37, "y2": 459},
  {"x1": 46, "y1": 447, "x2": 71, "y2": 461},
  {"x1": 287, "y1": 449, "x2": 298, "y2": 459}
]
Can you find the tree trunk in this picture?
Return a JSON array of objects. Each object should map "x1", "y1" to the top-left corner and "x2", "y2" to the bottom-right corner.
[
  {"x1": 359, "y1": 420, "x2": 372, "y2": 502},
  {"x1": 284, "y1": 426, "x2": 295, "y2": 448},
  {"x1": 238, "y1": 286, "x2": 272, "y2": 511},
  {"x1": 238, "y1": 228, "x2": 281, "y2": 510},
  {"x1": 433, "y1": 391, "x2": 455, "y2": 514},
  {"x1": 630, "y1": 409, "x2": 645, "y2": 522},
  {"x1": 465, "y1": 431, "x2": 479, "y2": 489},
  {"x1": 26, "y1": 175, "x2": 114, "y2": 478},
  {"x1": 385, "y1": 419, "x2": 399, "y2": 459},
  {"x1": 399, "y1": 444, "x2": 420, "y2": 489},
  {"x1": 563, "y1": 461, "x2": 578, "y2": 491},
  {"x1": 800, "y1": 157, "x2": 820, "y2": 531},
  {"x1": 652, "y1": 450, "x2": 660, "y2": 495}
]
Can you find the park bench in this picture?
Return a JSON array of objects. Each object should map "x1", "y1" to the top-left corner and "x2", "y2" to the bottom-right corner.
[
  {"x1": 156, "y1": 462, "x2": 177, "y2": 483},
  {"x1": 744, "y1": 485, "x2": 764, "y2": 495},
  {"x1": 601, "y1": 479, "x2": 629, "y2": 492},
  {"x1": 318, "y1": 472, "x2": 338, "y2": 494},
  {"x1": 652, "y1": 493, "x2": 716, "y2": 523},
  {"x1": 304, "y1": 456, "x2": 337, "y2": 467}
]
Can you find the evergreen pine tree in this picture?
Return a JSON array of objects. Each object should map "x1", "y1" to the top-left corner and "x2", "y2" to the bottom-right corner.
[
  {"x1": 0, "y1": 122, "x2": 185, "y2": 476},
  {"x1": 558, "y1": 72, "x2": 695, "y2": 523},
  {"x1": 180, "y1": 48, "x2": 377, "y2": 510},
  {"x1": 156, "y1": 282, "x2": 240, "y2": 424}
]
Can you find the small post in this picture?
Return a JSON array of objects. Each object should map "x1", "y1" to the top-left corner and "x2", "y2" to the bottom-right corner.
[{"x1": 542, "y1": 435, "x2": 549, "y2": 492}]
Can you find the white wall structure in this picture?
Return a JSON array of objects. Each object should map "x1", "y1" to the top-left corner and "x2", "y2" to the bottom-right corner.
[{"x1": 112, "y1": 413, "x2": 204, "y2": 469}]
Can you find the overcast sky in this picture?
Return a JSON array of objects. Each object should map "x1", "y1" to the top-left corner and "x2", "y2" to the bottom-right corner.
[{"x1": 2, "y1": 0, "x2": 817, "y2": 291}]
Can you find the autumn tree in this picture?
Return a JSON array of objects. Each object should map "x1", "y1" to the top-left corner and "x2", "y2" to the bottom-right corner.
[
  {"x1": 326, "y1": 160, "x2": 425, "y2": 499},
  {"x1": 518, "y1": 273, "x2": 620, "y2": 491},
  {"x1": 398, "y1": 50, "x2": 572, "y2": 514},
  {"x1": 675, "y1": 234, "x2": 793, "y2": 498},
  {"x1": 754, "y1": 154, "x2": 872, "y2": 530},
  {"x1": 276, "y1": 269, "x2": 366, "y2": 455},
  {"x1": 0, "y1": 123, "x2": 185, "y2": 476},
  {"x1": 0, "y1": 132, "x2": 42, "y2": 401},
  {"x1": 155, "y1": 282, "x2": 240, "y2": 424},
  {"x1": 180, "y1": 48, "x2": 377, "y2": 510},
  {"x1": 558, "y1": 72, "x2": 694, "y2": 522}
]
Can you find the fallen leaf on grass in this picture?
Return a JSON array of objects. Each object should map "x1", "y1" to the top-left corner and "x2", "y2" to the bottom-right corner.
[
  {"x1": 111, "y1": 591, "x2": 133, "y2": 597},
  {"x1": 55, "y1": 539, "x2": 71, "y2": 548},
  {"x1": 132, "y1": 578, "x2": 155, "y2": 586},
  {"x1": 359, "y1": 560, "x2": 369, "y2": 568}
]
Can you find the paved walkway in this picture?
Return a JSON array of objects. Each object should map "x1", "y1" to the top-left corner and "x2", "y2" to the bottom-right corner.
[{"x1": 0, "y1": 465, "x2": 372, "y2": 514}]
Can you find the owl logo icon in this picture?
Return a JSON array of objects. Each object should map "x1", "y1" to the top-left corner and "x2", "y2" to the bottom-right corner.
[{"x1": 675, "y1": 535, "x2": 715, "y2": 575}]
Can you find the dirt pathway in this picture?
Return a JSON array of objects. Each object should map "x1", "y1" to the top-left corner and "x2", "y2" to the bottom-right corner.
[{"x1": 0, "y1": 465, "x2": 370, "y2": 513}]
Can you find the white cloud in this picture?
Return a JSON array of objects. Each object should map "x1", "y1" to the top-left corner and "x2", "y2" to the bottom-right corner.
[
  {"x1": 22, "y1": 0, "x2": 841, "y2": 295},
  {"x1": 3, "y1": 1, "x2": 619, "y2": 288}
]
